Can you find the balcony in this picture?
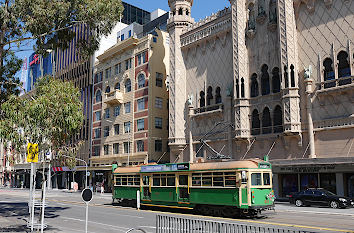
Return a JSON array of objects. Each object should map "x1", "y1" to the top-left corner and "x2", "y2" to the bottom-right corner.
[
  {"x1": 317, "y1": 75, "x2": 353, "y2": 91},
  {"x1": 192, "y1": 103, "x2": 224, "y2": 117},
  {"x1": 104, "y1": 90, "x2": 123, "y2": 105}
]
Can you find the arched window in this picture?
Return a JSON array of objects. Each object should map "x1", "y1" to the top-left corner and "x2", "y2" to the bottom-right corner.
[
  {"x1": 138, "y1": 73, "x2": 145, "y2": 88},
  {"x1": 95, "y1": 90, "x2": 102, "y2": 103},
  {"x1": 115, "y1": 82, "x2": 120, "y2": 90},
  {"x1": 272, "y1": 67, "x2": 281, "y2": 93},
  {"x1": 323, "y1": 58, "x2": 335, "y2": 88},
  {"x1": 251, "y1": 109, "x2": 260, "y2": 135},
  {"x1": 337, "y1": 51, "x2": 352, "y2": 85},
  {"x1": 284, "y1": 65, "x2": 289, "y2": 88},
  {"x1": 200, "y1": 91, "x2": 205, "y2": 109},
  {"x1": 261, "y1": 64, "x2": 270, "y2": 95},
  {"x1": 290, "y1": 64, "x2": 295, "y2": 87},
  {"x1": 248, "y1": 4, "x2": 255, "y2": 30},
  {"x1": 207, "y1": 86, "x2": 213, "y2": 105},
  {"x1": 241, "y1": 78, "x2": 245, "y2": 98},
  {"x1": 186, "y1": 9, "x2": 189, "y2": 16},
  {"x1": 273, "y1": 105, "x2": 283, "y2": 133},
  {"x1": 215, "y1": 87, "x2": 222, "y2": 104},
  {"x1": 250, "y1": 73, "x2": 259, "y2": 97},
  {"x1": 105, "y1": 86, "x2": 111, "y2": 93},
  {"x1": 125, "y1": 79, "x2": 131, "y2": 93},
  {"x1": 258, "y1": 0, "x2": 265, "y2": 16},
  {"x1": 236, "y1": 79, "x2": 240, "y2": 99},
  {"x1": 262, "y1": 107, "x2": 272, "y2": 134},
  {"x1": 269, "y1": 0, "x2": 277, "y2": 23},
  {"x1": 178, "y1": 8, "x2": 183, "y2": 15}
]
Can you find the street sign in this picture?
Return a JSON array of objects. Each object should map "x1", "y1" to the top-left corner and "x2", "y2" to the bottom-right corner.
[
  {"x1": 27, "y1": 143, "x2": 39, "y2": 163},
  {"x1": 86, "y1": 171, "x2": 90, "y2": 177},
  {"x1": 81, "y1": 188, "x2": 93, "y2": 203}
]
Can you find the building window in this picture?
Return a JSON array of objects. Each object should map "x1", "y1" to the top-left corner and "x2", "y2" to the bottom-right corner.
[
  {"x1": 155, "y1": 140, "x2": 162, "y2": 152},
  {"x1": 273, "y1": 105, "x2": 283, "y2": 133},
  {"x1": 261, "y1": 64, "x2": 270, "y2": 95},
  {"x1": 155, "y1": 117, "x2": 162, "y2": 129},
  {"x1": 95, "y1": 90, "x2": 102, "y2": 103},
  {"x1": 138, "y1": 73, "x2": 145, "y2": 88},
  {"x1": 137, "y1": 98, "x2": 145, "y2": 111},
  {"x1": 290, "y1": 64, "x2": 295, "y2": 87},
  {"x1": 94, "y1": 128, "x2": 101, "y2": 139},
  {"x1": 323, "y1": 58, "x2": 335, "y2": 88},
  {"x1": 251, "y1": 73, "x2": 259, "y2": 97},
  {"x1": 113, "y1": 143, "x2": 119, "y2": 154},
  {"x1": 115, "y1": 82, "x2": 120, "y2": 90},
  {"x1": 114, "y1": 124, "x2": 120, "y2": 135},
  {"x1": 95, "y1": 111, "x2": 101, "y2": 121},
  {"x1": 337, "y1": 51, "x2": 352, "y2": 85},
  {"x1": 200, "y1": 91, "x2": 205, "y2": 108},
  {"x1": 125, "y1": 102, "x2": 131, "y2": 113},
  {"x1": 93, "y1": 146, "x2": 100, "y2": 156},
  {"x1": 104, "y1": 126, "x2": 110, "y2": 137},
  {"x1": 258, "y1": 0, "x2": 266, "y2": 16},
  {"x1": 121, "y1": 34, "x2": 124, "y2": 41},
  {"x1": 155, "y1": 97, "x2": 163, "y2": 109},
  {"x1": 207, "y1": 86, "x2": 213, "y2": 105},
  {"x1": 114, "y1": 105, "x2": 120, "y2": 117},
  {"x1": 124, "y1": 122, "x2": 131, "y2": 133},
  {"x1": 137, "y1": 140, "x2": 144, "y2": 152},
  {"x1": 115, "y1": 63, "x2": 121, "y2": 75},
  {"x1": 104, "y1": 108, "x2": 110, "y2": 119},
  {"x1": 241, "y1": 78, "x2": 245, "y2": 98},
  {"x1": 137, "y1": 119, "x2": 145, "y2": 131},
  {"x1": 269, "y1": 0, "x2": 277, "y2": 23},
  {"x1": 251, "y1": 109, "x2": 260, "y2": 135},
  {"x1": 153, "y1": 37, "x2": 157, "y2": 43},
  {"x1": 125, "y1": 58, "x2": 132, "y2": 70},
  {"x1": 137, "y1": 53, "x2": 142, "y2": 66},
  {"x1": 105, "y1": 86, "x2": 111, "y2": 93},
  {"x1": 105, "y1": 67, "x2": 111, "y2": 79},
  {"x1": 262, "y1": 107, "x2": 272, "y2": 134},
  {"x1": 125, "y1": 79, "x2": 131, "y2": 92},
  {"x1": 215, "y1": 87, "x2": 222, "y2": 104},
  {"x1": 104, "y1": 145, "x2": 109, "y2": 155},
  {"x1": 156, "y1": 72, "x2": 163, "y2": 87},
  {"x1": 95, "y1": 72, "x2": 103, "y2": 83},
  {"x1": 272, "y1": 67, "x2": 281, "y2": 93},
  {"x1": 128, "y1": 30, "x2": 132, "y2": 38},
  {"x1": 247, "y1": 3, "x2": 255, "y2": 30},
  {"x1": 124, "y1": 142, "x2": 131, "y2": 154}
]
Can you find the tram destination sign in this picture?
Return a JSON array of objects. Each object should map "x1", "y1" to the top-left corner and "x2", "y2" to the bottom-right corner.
[{"x1": 141, "y1": 163, "x2": 189, "y2": 173}]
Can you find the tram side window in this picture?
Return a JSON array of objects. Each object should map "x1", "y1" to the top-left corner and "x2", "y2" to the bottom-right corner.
[
  {"x1": 251, "y1": 173, "x2": 262, "y2": 186},
  {"x1": 134, "y1": 175, "x2": 140, "y2": 186},
  {"x1": 202, "y1": 173, "x2": 212, "y2": 186},
  {"x1": 115, "y1": 176, "x2": 122, "y2": 185},
  {"x1": 192, "y1": 172, "x2": 237, "y2": 187},
  {"x1": 192, "y1": 173, "x2": 201, "y2": 186},
  {"x1": 213, "y1": 172, "x2": 224, "y2": 186},
  {"x1": 263, "y1": 173, "x2": 271, "y2": 185},
  {"x1": 122, "y1": 176, "x2": 128, "y2": 185},
  {"x1": 143, "y1": 176, "x2": 149, "y2": 185},
  {"x1": 167, "y1": 175, "x2": 175, "y2": 186},
  {"x1": 225, "y1": 172, "x2": 236, "y2": 186},
  {"x1": 153, "y1": 175, "x2": 161, "y2": 186},
  {"x1": 179, "y1": 175, "x2": 188, "y2": 186}
]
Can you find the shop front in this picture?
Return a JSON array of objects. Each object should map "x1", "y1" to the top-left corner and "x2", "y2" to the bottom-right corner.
[{"x1": 272, "y1": 157, "x2": 354, "y2": 199}]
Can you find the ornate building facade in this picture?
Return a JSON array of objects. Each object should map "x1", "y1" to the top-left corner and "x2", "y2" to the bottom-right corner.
[{"x1": 167, "y1": 0, "x2": 354, "y2": 198}]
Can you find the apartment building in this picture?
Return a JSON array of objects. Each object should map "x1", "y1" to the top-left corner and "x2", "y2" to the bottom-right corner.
[{"x1": 91, "y1": 28, "x2": 170, "y2": 191}]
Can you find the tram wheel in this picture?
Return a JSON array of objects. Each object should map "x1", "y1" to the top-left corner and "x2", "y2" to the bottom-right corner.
[{"x1": 221, "y1": 207, "x2": 235, "y2": 218}]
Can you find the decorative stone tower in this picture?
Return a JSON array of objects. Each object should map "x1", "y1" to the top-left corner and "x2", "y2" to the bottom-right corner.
[
  {"x1": 229, "y1": 0, "x2": 251, "y2": 140},
  {"x1": 167, "y1": 0, "x2": 194, "y2": 162}
]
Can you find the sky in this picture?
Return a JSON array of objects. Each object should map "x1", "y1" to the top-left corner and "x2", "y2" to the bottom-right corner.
[{"x1": 16, "y1": 0, "x2": 231, "y2": 81}]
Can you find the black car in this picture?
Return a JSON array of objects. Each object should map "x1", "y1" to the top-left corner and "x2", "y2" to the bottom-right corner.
[{"x1": 289, "y1": 188, "x2": 354, "y2": 208}]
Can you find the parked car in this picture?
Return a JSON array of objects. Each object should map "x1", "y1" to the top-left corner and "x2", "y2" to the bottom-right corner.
[{"x1": 289, "y1": 188, "x2": 354, "y2": 209}]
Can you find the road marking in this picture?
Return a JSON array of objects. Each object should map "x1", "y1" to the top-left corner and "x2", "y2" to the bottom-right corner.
[
  {"x1": 60, "y1": 216, "x2": 129, "y2": 232},
  {"x1": 277, "y1": 209, "x2": 354, "y2": 217}
]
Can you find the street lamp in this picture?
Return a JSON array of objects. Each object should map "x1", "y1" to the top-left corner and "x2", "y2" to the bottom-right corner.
[{"x1": 59, "y1": 154, "x2": 88, "y2": 189}]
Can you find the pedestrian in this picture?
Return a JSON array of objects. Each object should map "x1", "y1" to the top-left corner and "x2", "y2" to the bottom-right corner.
[{"x1": 101, "y1": 179, "x2": 105, "y2": 194}]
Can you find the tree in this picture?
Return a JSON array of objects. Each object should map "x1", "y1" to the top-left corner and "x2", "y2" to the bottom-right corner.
[
  {"x1": 0, "y1": 0, "x2": 123, "y2": 102},
  {"x1": 0, "y1": 75, "x2": 84, "y2": 158}
]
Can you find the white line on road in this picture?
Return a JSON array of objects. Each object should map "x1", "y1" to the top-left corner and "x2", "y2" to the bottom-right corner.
[
  {"x1": 60, "y1": 216, "x2": 130, "y2": 232},
  {"x1": 277, "y1": 209, "x2": 354, "y2": 217}
]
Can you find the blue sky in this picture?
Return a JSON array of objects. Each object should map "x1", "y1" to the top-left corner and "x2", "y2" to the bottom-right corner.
[
  {"x1": 17, "y1": 0, "x2": 231, "y2": 78},
  {"x1": 124, "y1": 0, "x2": 230, "y2": 21}
]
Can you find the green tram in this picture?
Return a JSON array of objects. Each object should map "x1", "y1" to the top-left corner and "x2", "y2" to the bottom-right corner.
[{"x1": 112, "y1": 158, "x2": 275, "y2": 217}]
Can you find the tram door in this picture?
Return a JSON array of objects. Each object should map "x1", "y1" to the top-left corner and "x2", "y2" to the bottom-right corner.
[
  {"x1": 239, "y1": 171, "x2": 249, "y2": 206},
  {"x1": 178, "y1": 174, "x2": 189, "y2": 202},
  {"x1": 142, "y1": 175, "x2": 151, "y2": 200}
]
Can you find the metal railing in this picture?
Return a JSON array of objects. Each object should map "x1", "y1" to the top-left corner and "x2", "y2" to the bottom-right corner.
[{"x1": 156, "y1": 215, "x2": 312, "y2": 233}]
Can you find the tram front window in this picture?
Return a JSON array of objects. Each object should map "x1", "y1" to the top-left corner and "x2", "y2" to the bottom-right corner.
[
  {"x1": 263, "y1": 173, "x2": 271, "y2": 185},
  {"x1": 251, "y1": 173, "x2": 262, "y2": 186}
]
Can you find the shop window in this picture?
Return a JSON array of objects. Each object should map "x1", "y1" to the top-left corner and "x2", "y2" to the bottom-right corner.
[
  {"x1": 250, "y1": 73, "x2": 259, "y2": 97},
  {"x1": 262, "y1": 107, "x2": 272, "y2": 134},
  {"x1": 273, "y1": 105, "x2": 283, "y2": 133},
  {"x1": 281, "y1": 174, "x2": 298, "y2": 197},
  {"x1": 272, "y1": 67, "x2": 281, "y2": 93},
  {"x1": 251, "y1": 109, "x2": 260, "y2": 135},
  {"x1": 261, "y1": 64, "x2": 270, "y2": 95},
  {"x1": 300, "y1": 173, "x2": 318, "y2": 191},
  {"x1": 320, "y1": 173, "x2": 336, "y2": 194}
]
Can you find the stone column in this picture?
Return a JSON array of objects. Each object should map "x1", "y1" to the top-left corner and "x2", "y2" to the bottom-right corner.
[{"x1": 304, "y1": 77, "x2": 316, "y2": 158}]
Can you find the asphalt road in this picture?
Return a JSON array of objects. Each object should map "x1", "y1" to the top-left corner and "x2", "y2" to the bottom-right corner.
[{"x1": 0, "y1": 188, "x2": 353, "y2": 233}]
